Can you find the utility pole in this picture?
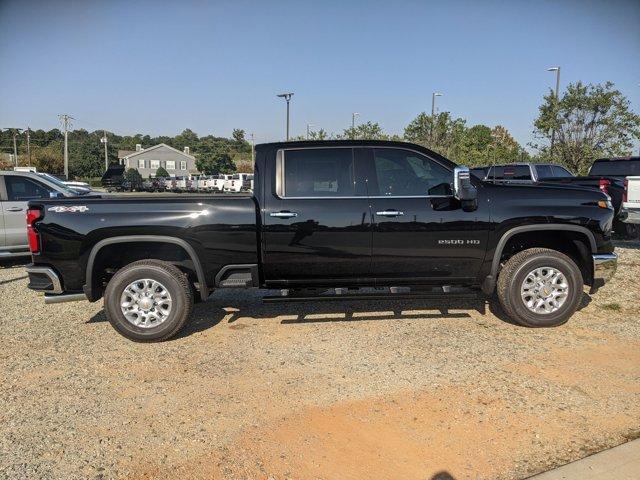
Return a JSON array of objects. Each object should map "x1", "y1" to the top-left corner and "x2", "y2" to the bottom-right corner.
[
  {"x1": 351, "y1": 112, "x2": 360, "y2": 129},
  {"x1": 26, "y1": 127, "x2": 31, "y2": 166},
  {"x1": 59, "y1": 114, "x2": 73, "y2": 179},
  {"x1": 277, "y1": 93, "x2": 294, "y2": 141},
  {"x1": 547, "y1": 67, "x2": 561, "y2": 159},
  {"x1": 3, "y1": 128, "x2": 23, "y2": 167},
  {"x1": 11, "y1": 129, "x2": 21, "y2": 166},
  {"x1": 101, "y1": 130, "x2": 109, "y2": 171}
]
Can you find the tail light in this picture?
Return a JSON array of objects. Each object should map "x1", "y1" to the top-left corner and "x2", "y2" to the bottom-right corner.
[
  {"x1": 26, "y1": 208, "x2": 42, "y2": 254},
  {"x1": 599, "y1": 178, "x2": 610, "y2": 195},
  {"x1": 623, "y1": 178, "x2": 628, "y2": 203}
]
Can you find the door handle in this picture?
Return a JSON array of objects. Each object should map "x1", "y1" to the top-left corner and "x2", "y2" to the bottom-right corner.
[
  {"x1": 376, "y1": 210, "x2": 404, "y2": 217},
  {"x1": 6, "y1": 207, "x2": 23, "y2": 212},
  {"x1": 269, "y1": 211, "x2": 298, "y2": 219}
]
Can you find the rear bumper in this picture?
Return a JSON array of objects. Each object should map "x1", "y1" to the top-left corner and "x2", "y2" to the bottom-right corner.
[
  {"x1": 26, "y1": 264, "x2": 87, "y2": 304},
  {"x1": 620, "y1": 206, "x2": 640, "y2": 224},
  {"x1": 591, "y1": 253, "x2": 618, "y2": 292},
  {"x1": 26, "y1": 265, "x2": 63, "y2": 293}
]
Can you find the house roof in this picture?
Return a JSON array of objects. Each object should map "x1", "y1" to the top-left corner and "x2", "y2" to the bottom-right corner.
[
  {"x1": 118, "y1": 149, "x2": 135, "y2": 159},
  {"x1": 122, "y1": 143, "x2": 195, "y2": 160}
]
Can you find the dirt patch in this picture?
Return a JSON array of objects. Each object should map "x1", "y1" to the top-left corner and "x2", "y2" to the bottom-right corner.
[{"x1": 1, "y1": 244, "x2": 639, "y2": 480}]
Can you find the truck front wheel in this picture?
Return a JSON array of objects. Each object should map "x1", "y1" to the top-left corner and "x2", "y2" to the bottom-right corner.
[
  {"x1": 104, "y1": 260, "x2": 193, "y2": 342},
  {"x1": 496, "y1": 248, "x2": 583, "y2": 327}
]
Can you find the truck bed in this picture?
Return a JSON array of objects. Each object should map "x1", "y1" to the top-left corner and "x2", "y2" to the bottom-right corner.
[{"x1": 29, "y1": 195, "x2": 259, "y2": 293}]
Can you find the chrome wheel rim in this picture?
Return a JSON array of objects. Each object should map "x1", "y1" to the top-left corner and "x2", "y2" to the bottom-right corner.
[
  {"x1": 520, "y1": 267, "x2": 569, "y2": 314},
  {"x1": 120, "y1": 278, "x2": 172, "y2": 328}
]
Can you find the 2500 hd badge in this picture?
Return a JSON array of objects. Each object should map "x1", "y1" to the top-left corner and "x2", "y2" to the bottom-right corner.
[{"x1": 438, "y1": 239, "x2": 481, "y2": 245}]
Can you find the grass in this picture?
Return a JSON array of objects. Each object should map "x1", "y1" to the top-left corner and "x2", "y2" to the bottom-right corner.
[{"x1": 600, "y1": 303, "x2": 622, "y2": 311}]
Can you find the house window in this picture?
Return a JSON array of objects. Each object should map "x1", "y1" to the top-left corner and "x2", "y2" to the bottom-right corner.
[
  {"x1": 180, "y1": 160, "x2": 187, "y2": 171},
  {"x1": 150, "y1": 160, "x2": 160, "y2": 170},
  {"x1": 166, "y1": 161, "x2": 176, "y2": 170},
  {"x1": 138, "y1": 159, "x2": 145, "y2": 169}
]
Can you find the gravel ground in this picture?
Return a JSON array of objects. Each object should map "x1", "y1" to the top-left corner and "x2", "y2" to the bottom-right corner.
[{"x1": 1, "y1": 242, "x2": 639, "y2": 480}]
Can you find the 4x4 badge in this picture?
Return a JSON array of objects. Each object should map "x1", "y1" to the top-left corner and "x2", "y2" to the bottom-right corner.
[{"x1": 48, "y1": 205, "x2": 89, "y2": 213}]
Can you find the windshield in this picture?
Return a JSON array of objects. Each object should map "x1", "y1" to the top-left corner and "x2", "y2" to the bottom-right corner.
[{"x1": 37, "y1": 173, "x2": 80, "y2": 195}]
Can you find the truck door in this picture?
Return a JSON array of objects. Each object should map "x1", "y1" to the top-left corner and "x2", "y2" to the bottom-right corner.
[
  {"x1": 367, "y1": 147, "x2": 489, "y2": 284},
  {"x1": 262, "y1": 147, "x2": 372, "y2": 286}
]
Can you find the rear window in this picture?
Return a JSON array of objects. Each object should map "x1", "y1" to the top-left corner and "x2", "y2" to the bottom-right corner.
[
  {"x1": 283, "y1": 148, "x2": 355, "y2": 197},
  {"x1": 589, "y1": 159, "x2": 640, "y2": 176},
  {"x1": 487, "y1": 165, "x2": 532, "y2": 180}
]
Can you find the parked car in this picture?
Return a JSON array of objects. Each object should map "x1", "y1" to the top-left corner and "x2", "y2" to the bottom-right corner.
[
  {"x1": 142, "y1": 178, "x2": 166, "y2": 192},
  {"x1": 101, "y1": 164, "x2": 126, "y2": 192},
  {"x1": 621, "y1": 176, "x2": 640, "y2": 228},
  {"x1": 481, "y1": 163, "x2": 573, "y2": 183},
  {"x1": 208, "y1": 174, "x2": 229, "y2": 193},
  {"x1": 1, "y1": 171, "x2": 90, "y2": 257},
  {"x1": 223, "y1": 173, "x2": 253, "y2": 193},
  {"x1": 25, "y1": 140, "x2": 617, "y2": 342}
]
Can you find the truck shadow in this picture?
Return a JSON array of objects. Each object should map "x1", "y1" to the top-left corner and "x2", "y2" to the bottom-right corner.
[{"x1": 87, "y1": 290, "x2": 593, "y2": 339}]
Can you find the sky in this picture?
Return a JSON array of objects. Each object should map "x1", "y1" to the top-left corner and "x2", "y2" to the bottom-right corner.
[{"x1": 1, "y1": 0, "x2": 639, "y2": 150}]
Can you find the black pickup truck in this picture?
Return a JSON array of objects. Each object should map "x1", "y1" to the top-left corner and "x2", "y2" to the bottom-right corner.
[{"x1": 25, "y1": 140, "x2": 618, "y2": 342}]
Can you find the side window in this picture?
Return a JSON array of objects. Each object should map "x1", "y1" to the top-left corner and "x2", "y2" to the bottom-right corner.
[
  {"x1": 373, "y1": 149, "x2": 452, "y2": 196},
  {"x1": 138, "y1": 159, "x2": 145, "y2": 169},
  {"x1": 5, "y1": 176, "x2": 53, "y2": 201},
  {"x1": 166, "y1": 161, "x2": 176, "y2": 170},
  {"x1": 180, "y1": 161, "x2": 187, "y2": 170},
  {"x1": 283, "y1": 148, "x2": 355, "y2": 197},
  {"x1": 535, "y1": 165, "x2": 553, "y2": 179},
  {"x1": 552, "y1": 165, "x2": 573, "y2": 177}
]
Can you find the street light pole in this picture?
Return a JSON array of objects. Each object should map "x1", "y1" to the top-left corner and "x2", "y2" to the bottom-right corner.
[
  {"x1": 352, "y1": 112, "x2": 360, "y2": 129},
  {"x1": 431, "y1": 92, "x2": 442, "y2": 117},
  {"x1": 26, "y1": 127, "x2": 31, "y2": 166},
  {"x1": 101, "y1": 130, "x2": 109, "y2": 171},
  {"x1": 547, "y1": 67, "x2": 561, "y2": 158},
  {"x1": 277, "y1": 93, "x2": 294, "y2": 141},
  {"x1": 431, "y1": 92, "x2": 442, "y2": 143}
]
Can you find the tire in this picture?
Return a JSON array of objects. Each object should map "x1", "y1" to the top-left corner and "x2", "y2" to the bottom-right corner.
[
  {"x1": 616, "y1": 221, "x2": 640, "y2": 240},
  {"x1": 104, "y1": 260, "x2": 193, "y2": 342},
  {"x1": 496, "y1": 248, "x2": 583, "y2": 327}
]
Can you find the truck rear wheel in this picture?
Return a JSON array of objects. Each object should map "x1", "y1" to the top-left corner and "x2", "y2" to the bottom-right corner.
[
  {"x1": 496, "y1": 248, "x2": 583, "y2": 327},
  {"x1": 104, "y1": 260, "x2": 193, "y2": 342}
]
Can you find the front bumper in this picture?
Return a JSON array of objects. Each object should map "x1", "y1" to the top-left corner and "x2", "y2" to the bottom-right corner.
[{"x1": 590, "y1": 253, "x2": 618, "y2": 293}]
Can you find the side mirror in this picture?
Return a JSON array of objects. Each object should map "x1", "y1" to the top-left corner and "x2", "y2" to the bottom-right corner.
[{"x1": 453, "y1": 166, "x2": 478, "y2": 212}]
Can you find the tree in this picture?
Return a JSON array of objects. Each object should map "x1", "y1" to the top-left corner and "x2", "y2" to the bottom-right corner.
[
  {"x1": 340, "y1": 121, "x2": 388, "y2": 140},
  {"x1": 404, "y1": 112, "x2": 466, "y2": 159},
  {"x1": 155, "y1": 166, "x2": 169, "y2": 178},
  {"x1": 533, "y1": 81, "x2": 640, "y2": 174},
  {"x1": 196, "y1": 152, "x2": 237, "y2": 174},
  {"x1": 124, "y1": 167, "x2": 142, "y2": 182},
  {"x1": 29, "y1": 144, "x2": 64, "y2": 173}
]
